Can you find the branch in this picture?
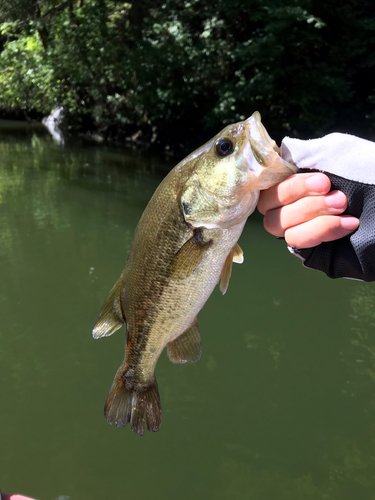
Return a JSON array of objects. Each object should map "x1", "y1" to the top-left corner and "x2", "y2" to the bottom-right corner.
[{"x1": 41, "y1": 0, "x2": 73, "y2": 18}]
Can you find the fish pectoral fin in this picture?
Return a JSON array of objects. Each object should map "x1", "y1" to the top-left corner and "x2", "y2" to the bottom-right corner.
[
  {"x1": 233, "y1": 243, "x2": 244, "y2": 263},
  {"x1": 167, "y1": 318, "x2": 202, "y2": 364},
  {"x1": 92, "y1": 273, "x2": 125, "y2": 339},
  {"x1": 169, "y1": 231, "x2": 212, "y2": 279}
]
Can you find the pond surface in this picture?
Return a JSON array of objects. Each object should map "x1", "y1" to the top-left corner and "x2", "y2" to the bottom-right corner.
[{"x1": 1, "y1": 121, "x2": 375, "y2": 500}]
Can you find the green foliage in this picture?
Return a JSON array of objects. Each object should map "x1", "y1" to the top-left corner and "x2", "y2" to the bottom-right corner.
[
  {"x1": 0, "y1": 33, "x2": 57, "y2": 112},
  {"x1": 0, "y1": 0, "x2": 374, "y2": 144}
]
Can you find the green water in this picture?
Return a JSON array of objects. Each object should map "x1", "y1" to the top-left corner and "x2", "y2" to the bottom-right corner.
[{"x1": 1, "y1": 121, "x2": 375, "y2": 500}]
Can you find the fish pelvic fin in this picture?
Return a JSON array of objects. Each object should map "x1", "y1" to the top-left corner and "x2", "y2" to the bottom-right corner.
[
  {"x1": 167, "y1": 317, "x2": 202, "y2": 364},
  {"x1": 92, "y1": 273, "x2": 125, "y2": 339},
  {"x1": 219, "y1": 248, "x2": 234, "y2": 295},
  {"x1": 233, "y1": 243, "x2": 244, "y2": 263},
  {"x1": 104, "y1": 367, "x2": 162, "y2": 436},
  {"x1": 219, "y1": 243, "x2": 244, "y2": 295}
]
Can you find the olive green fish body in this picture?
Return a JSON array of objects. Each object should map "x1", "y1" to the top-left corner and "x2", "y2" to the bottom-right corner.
[
  {"x1": 122, "y1": 169, "x2": 247, "y2": 377},
  {"x1": 93, "y1": 112, "x2": 297, "y2": 435}
]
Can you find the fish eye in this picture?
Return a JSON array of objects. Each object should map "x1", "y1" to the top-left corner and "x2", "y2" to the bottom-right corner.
[{"x1": 215, "y1": 137, "x2": 234, "y2": 157}]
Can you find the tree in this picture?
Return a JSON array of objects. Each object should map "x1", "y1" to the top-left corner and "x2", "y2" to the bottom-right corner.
[{"x1": 0, "y1": 0, "x2": 374, "y2": 150}]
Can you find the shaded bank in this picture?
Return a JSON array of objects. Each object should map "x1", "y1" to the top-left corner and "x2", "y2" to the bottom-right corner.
[{"x1": 0, "y1": 109, "x2": 219, "y2": 158}]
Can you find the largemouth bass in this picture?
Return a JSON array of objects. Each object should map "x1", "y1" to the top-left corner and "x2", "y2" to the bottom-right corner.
[{"x1": 92, "y1": 111, "x2": 296, "y2": 435}]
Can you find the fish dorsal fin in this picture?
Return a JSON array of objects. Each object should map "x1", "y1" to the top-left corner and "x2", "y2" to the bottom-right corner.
[
  {"x1": 233, "y1": 243, "x2": 244, "y2": 263},
  {"x1": 169, "y1": 232, "x2": 212, "y2": 280},
  {"x1": 167, "y1": 318, "x2": 202, "y2": 364},
  {"x1": 92, "y1": 274, "x2": 125, "y2": 339}
]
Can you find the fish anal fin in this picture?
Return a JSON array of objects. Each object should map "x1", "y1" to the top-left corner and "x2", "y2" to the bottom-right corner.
[
  {"x1": 169, "y1": 231, "x2": 212, "y2": 280},
  {"x1": 104, "y1": 367, "x2": 161, "y2": 436},
  {"x1": 92, "y1": 273, "x2": 125, "y2": 339},
  {"x1": 167, "y1": 318, "x2": 202, "y2": 364},
  {"x1": 233, "y1": 243, "x2": 244, "y2": 263}
]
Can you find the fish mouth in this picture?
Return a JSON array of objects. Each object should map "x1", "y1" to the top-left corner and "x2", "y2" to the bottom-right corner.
[
  {"x1": 245, "y1": 112, "x2": 278, "y2": 154},
  {"x1": 243, "y1": 111, "x2": 297, "y2": 183},
  {"x1": 243, "y1": 111, "x2": 282, "y2": 169}
]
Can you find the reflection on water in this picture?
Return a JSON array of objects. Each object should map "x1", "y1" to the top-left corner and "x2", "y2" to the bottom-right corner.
[{"x1": 1, "y1": 121, "x2": 375, "y2": 499}]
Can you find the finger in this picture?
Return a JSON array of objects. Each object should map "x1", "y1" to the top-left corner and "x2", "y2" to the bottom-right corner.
[
  {"x1": 257, "y1": 172, "x2": 331, "y2": 215},
  {"x1": 263, "y1": 191, "x2": 348, "y2": 237},
  {"x1": 284, "y1": 215, "x2": 360, "y2": 249}
]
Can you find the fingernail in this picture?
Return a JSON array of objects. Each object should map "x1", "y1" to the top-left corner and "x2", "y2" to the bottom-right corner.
[
  {"x1": 305, "y1": 173, "x2": 329, "y2": 194},
  {"x1": 325, "y1": 191, "x2": 347, "y2": 209},
  {"x1": 340, "y1": 216, "x2": 359, "y2": 231}
]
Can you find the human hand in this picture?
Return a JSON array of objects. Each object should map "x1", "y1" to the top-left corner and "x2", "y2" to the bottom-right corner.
[{"x1": 257, "y1": 172, "x2": 360, "y2": 249}]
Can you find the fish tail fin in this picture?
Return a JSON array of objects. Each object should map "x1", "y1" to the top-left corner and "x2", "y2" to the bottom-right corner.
[{"x1": 104, "y1": 367, "x2": 162, "y2": 436}]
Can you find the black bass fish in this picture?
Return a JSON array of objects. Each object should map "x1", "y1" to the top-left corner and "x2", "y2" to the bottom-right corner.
[{"x1": 93, "y1": 112, "x2": 296, "y2": 435}]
